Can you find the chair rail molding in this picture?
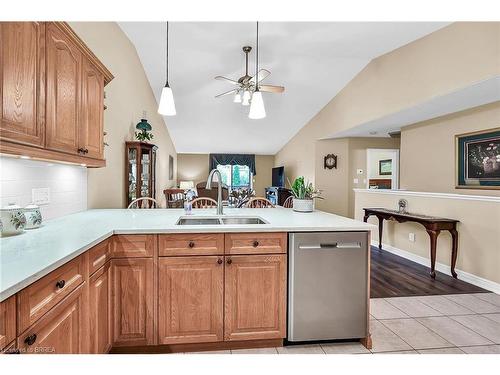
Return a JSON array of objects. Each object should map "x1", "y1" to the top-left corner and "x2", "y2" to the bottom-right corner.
[{"x1": 353, "y1": 189, "x2": 500, "y2": 203}]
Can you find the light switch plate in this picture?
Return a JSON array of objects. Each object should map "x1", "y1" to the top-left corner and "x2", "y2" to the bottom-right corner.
[
  {"x1": 356, "y1": 169, "x2": 363, "y2": 175},
  {"x1": 409, "y1": 233, "x2": 416, "y2": 242},
  {"x1": 353, "y1": 178, "x2": 359, "y2": 184},
  {"x1": 32, "y1": 188, "x2": 50, "y2": 205}
]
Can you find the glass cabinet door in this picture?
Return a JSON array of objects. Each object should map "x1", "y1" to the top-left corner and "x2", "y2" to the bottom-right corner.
[
  {"x1": 140, "y1": 147, "x2": 150, "y2": 197},
  {"x1": 128, "y1": 147, "x2": 137, "y2": 202}
]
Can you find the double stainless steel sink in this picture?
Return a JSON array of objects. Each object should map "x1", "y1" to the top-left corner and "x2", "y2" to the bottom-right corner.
[{"x1": 176, "y1": 216, "x2": 267, "y2": 225}]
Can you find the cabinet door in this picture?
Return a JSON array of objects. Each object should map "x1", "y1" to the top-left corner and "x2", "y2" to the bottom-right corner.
[
  {"x1": 45, "y1": 22, "x2": 81, "y2": 155},
  {"x1": 0, "y1": 22, "x2": 45, "y2": 147},
  {"x1": 224, "y1": 254, "x2": 286, "y2": 341},
  {"x1": 158, "y1": 256, "x2": 223, "y2": 344},
  {"x1": 0, "y1": 296, "x2": 16, "y2": 351},
  {"x1": 80, "y1": 57, "x2": 104, "y2": 159},
  {"x1": 18, "y1": 284, "x2": 88, "y2": 354},
  {"x1": 89, "y1": 262, "x2": 112, "y2": 354},
  {"x1": 111, "y1": 258, "x2": 154, "y2": 347}
]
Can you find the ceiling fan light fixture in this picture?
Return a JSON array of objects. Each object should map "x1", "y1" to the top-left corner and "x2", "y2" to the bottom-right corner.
[
  {"x1": 158, "y1": 83, "x2": 176, "y2": 116},
  {"x1": 233, "y1": 92, "x2": 242, "y2": 103},
  {"x1": 249, "y1": 90, "x2": 266, "y2": 119},
  {"x1": 242, "y1": 90, "x2": 251, "y2": 106}
]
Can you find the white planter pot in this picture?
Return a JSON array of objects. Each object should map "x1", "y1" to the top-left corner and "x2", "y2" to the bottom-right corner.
[
  {"x1": 24, "y1": 204, "x2": 43, "y2": 229},
  {"x1": 0, "y1": 203, "x2": 26, "y2": 236},
  {"x1": 292, "y1": 198, "x2": 314, "y2": 212}
]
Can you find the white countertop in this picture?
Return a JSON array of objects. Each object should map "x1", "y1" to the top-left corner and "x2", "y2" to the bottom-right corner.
[{"x1": 0, "y1": 207, "x2": 374, "y2": 301}]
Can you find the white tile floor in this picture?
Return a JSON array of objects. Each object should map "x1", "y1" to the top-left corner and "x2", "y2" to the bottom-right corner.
[{"x1": 184, "y1": 293, "x2": 500, "y2": 354}]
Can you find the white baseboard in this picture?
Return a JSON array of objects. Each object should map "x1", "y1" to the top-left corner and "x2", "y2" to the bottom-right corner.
[{"x1": 372, "y1": 240, "x2": 500, "y2": 294}]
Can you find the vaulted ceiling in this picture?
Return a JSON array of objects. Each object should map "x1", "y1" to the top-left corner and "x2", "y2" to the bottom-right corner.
[{"x1": 119, "y1": 22, "x2": 448, "y2": 154}]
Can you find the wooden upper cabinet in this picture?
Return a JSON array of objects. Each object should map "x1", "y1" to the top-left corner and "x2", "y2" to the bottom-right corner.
[
  {"x1": 80, "y1": 57, "x2": 104, "y2": 159},
  {"x1": 18, "y1": 284, "x2": 88, "y2": 354},
  {"x1": 112, "y1": 258, "x2": 155, "y2": 347},
  {"x1": 0, "y1": 22, "x2": 45, "y2": 147},
  {"x1": 158, "y1": 256, "x2": 224, "y2": 345},
  {"x1": 89, "y1": 262, "x2": 112, "y2": 354},
  {"x1": 224, "y1": 254, "x2": 287, "y2": 341},
  {"x1": 0, "y1": 296, "x2": 16, "y2": 351},
  {"x1": 45, "y1": 22, "x2": 82, "y2": 155}
]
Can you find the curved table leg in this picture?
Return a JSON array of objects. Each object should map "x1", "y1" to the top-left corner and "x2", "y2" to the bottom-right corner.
[
  {"x1": 426, "y1": 229, "x2": 440, "y2": 279},
  {"x1": 450, "y1": 228, "x2": 459, "y2": 278}
]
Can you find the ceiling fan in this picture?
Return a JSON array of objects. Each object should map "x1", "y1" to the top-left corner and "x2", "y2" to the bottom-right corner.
[{"x1": 214, "y1": 45, "x2": 284, "y2": 106}]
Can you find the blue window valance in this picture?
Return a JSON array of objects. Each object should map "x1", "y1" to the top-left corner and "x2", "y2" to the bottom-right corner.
[{"x1": 209, "y1": 154, "x2": 257, "y2": 176}]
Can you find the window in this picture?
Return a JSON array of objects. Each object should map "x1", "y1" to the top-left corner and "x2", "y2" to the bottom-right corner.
[{"x1": 216, "y1": 164, "x2": 252, "y2": 190}]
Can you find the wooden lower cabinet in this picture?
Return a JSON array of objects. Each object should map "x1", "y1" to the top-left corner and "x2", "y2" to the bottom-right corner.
[
  {"x1": 89, "y1": 262, "x2": 112, "y2": 353},
  {"x1": 111, "y1": 258, "x2": 154, "y2": 347},
  {"x1": 0, "y1": 296, "x2": 16, "y2": 351},
  {"x1": 224, "y1": 254, "x2": 287, "y2": 341},
  {"x1": 17, "y1": 284, "x2": 88, "y2": 354},
  {"x1": 158, "y1": 256, "x2": 224, "y2": 344}
]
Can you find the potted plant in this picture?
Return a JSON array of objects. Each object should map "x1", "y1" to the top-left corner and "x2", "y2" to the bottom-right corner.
[{"x1": 288, "y1": 176, "x2": 322, "y2": 212}]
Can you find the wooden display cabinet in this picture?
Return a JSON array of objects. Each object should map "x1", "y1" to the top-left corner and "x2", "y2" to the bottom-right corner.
[{"x1": 125, "y1": 141, "x2": 157, "y2": 207}]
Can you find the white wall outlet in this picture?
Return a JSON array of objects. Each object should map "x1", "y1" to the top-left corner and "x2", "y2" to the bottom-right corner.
[
  {"x1": 408, "y1": 232, "x2": 416, "y2": 242},
  {"x1": 353, "y1": 178, "x2": 359, "y2": 184},
  {"x1": 32, "y1": 188, "x2": 50, "y2": 205},
  {"x1": 356, "y1": 169, "x2": 363, "y2": 175}
]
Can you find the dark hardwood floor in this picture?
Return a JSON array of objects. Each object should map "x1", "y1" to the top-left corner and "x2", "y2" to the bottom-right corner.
[{"x1": 370, "y1": 246, "x2": 488, "y2": 298}]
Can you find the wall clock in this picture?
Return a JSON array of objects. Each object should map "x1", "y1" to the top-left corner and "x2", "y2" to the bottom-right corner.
[{"x1": 324, "y1": 154, "x2": 337, "y2": 169}]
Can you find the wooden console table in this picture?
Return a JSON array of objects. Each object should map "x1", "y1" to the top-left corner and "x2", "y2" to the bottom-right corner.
[{"x1": 363, "y1": 208, "x2": 459, "y2": 279}]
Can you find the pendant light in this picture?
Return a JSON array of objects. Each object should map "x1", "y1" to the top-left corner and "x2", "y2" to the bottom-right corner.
[
  {"x1": 242, "y1": 90, "x2": 251, "y2": 106},
  {"x1": 249, "y1": 22, "x2": 266, "y2": 119},
  {"x1": 233, "y1": 91, "x2": 242, "y2": 103},
  {"x1": 158, "y1": 22, "x2": 176, "y2": 116}
]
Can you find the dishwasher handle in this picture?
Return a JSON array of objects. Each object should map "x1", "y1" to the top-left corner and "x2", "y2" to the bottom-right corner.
[{"x1": 298, "y1": 242, "x2": 361, "y2": 250}]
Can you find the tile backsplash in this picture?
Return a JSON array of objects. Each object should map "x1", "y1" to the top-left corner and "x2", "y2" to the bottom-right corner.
[{"x1": 0, "y1": 157, "x2": 87, "y2": 220}]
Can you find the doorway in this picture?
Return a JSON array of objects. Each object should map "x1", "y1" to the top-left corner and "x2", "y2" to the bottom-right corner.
[{"x1": 366, "y1": 148, "x2": 399, "y2": 190}]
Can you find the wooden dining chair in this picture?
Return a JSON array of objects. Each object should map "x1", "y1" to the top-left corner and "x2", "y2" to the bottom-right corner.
[
  {"x1": 191, "y1": 197, "x2": 217, "y2": 209},
  {"x1": 245, "y1": 197, "x2": 275, "y2": 208},
  {"x1": 127, "y1": 197, "x2": 158, "y2": 209},
  {"x1": 163, "y1": 188, "x2": 185, "y2": 208},
  {"x1": 283, "y1": 196, "x2": 293, "y2": 208}
]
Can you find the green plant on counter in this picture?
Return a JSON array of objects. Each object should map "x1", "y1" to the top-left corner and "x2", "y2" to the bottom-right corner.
[
  {"x1": 287, "y1": 176, "x2": 323, "y2": 200},
  {"x1": 135, "y1": 129, "x2": 154, "y2": 142}
]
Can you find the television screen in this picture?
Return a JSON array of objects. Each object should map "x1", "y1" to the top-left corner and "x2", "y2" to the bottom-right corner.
[{"x1": 272, "y1": 166, "x2": 285, "y2": 187}]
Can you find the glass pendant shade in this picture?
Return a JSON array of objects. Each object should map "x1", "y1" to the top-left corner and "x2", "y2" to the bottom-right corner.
[
  {"x1": 233, "y1": 92, "x2": 242, "y2": 103},
  {"x1": 158, "y1": 84, "x2": 176, "y2": 116},
  {"x1": 242, "y1": 90, "x2": 251, "y2": 106},
  {"x1": 248, "y1": 90, "x2": 266, "y2": 119}
]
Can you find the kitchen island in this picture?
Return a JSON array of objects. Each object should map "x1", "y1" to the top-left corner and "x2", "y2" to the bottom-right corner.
[{"x1": 0, "y1": 207, "x2": 375, "y2": 354}]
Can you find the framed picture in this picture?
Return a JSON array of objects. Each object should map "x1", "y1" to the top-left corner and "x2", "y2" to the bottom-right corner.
[
  {"x1": 168, "y1": 155, "x2": 174, "y2": 180},
  {"x1": 379, "y1": 159, "x2": 392, "y2": 176},
  {"x1": 456, "y1": 127, "x2": 500, "y2": 189}
]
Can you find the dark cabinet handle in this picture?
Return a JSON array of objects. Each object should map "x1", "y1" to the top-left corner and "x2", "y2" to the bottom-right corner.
[
  {"x1": 24, "y1": 333, "x2": 37, "y2": 346},
  {"x1": 78, "y1": 148, "x2": 89, "y2": 154},
  {"x1": 253, "y1": 240, "x2": 259, "y2": 248},
  {"x1": 217, "y1": 258, "x2": 223, "y2": 265},
  {"x1": 226, "y1": 258, "x2": 232, "y2": 265},
  {"x1": 55, "y1": 280, "x2": 66, "y2": 289},
  {"x1": 188, "y1": 241, "x2": 195, "y2": 248}
]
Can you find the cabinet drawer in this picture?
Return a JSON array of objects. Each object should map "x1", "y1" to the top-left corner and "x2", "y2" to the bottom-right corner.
[
  {"x1": 18, "y1": 284, "x2": 87, "y2": 354},
  {"x1": 159, "y1": 233, "x2": 224, "y2": 256},
  {"x1": 17, "y1": 255, "x2": 85, "y2": 334},
  {"x1": 88, "y1": 239, "x2": 111, "y2": 275},
  {"x1": 110, "y1": 234, "x2": 156, "y2": 258},
  {"x1": 225, "y1": 233, "x2": 287, "y2": 255},
  {"x1": 0, "y1": 295, "x2": 16, "y2": 350}
]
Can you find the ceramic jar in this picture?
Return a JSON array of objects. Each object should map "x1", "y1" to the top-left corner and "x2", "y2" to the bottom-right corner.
[
  {"x1": 24, "y1": 204, "x2": 43, "y2": 229},
  {"x1": 292, "y1": 198, "x2": 314, "y2": 213},
  {"x1": 0, "y1": 203, "x2": 27, "y2": 236}
]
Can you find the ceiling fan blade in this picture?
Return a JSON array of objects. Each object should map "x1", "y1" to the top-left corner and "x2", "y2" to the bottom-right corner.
[
  {"x1": 215, "y1": 76, "x2": 239, "y2": 85},
  {"x1": 249, "y1": 69, "x2": 271, "y2": 84},
  {"x1": 259, "y1": 85, "x2": 285, "y2": 93},
  {"x1": 215, "y1": 89, "x2": 237, "y2": 98}
]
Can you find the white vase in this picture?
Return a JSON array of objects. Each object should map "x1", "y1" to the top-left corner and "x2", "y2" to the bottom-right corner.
[{"x1": 292, "y1": 198, "x2": 314, "y2": 212}]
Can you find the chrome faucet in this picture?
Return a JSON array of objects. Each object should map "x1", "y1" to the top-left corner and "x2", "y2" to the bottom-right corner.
[{"x1": 206, "y1": 169, "x2": 224, "y2": 215}]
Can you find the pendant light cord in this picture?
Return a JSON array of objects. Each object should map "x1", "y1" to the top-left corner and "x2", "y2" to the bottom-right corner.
[
  {"x1": 255, "y1": 21, "x2": 259, "y2": 92},
  {"x1": 166, "y1": 21, "x2": 169, "y2": 85}
]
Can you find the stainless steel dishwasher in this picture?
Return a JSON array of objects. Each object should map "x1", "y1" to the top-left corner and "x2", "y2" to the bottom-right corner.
[{"x1": 288, "y1": 232, "x2": 369, "y2": 342}]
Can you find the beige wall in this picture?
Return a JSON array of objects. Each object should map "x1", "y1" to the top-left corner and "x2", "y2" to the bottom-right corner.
[
  {"x1": 69, "y1": 22, "x2": 177, "y2": 208},
  {"x1": 275, "y1": 22, "x2": 500, "y2": 183},
  {"x1": 355, "y1": 191, "x2": 500, "y2": 285},
  {"x1": 401, "y1": 102, "x2": 500, "y2": 196},
  {"x1": 177, "y1": 154, "x2": 275, "y2": 196}
]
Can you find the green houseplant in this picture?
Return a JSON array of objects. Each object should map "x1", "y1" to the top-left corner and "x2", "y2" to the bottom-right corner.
[{"x1": 287, "y1": 176, "x2": 322, "y2": 212}]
